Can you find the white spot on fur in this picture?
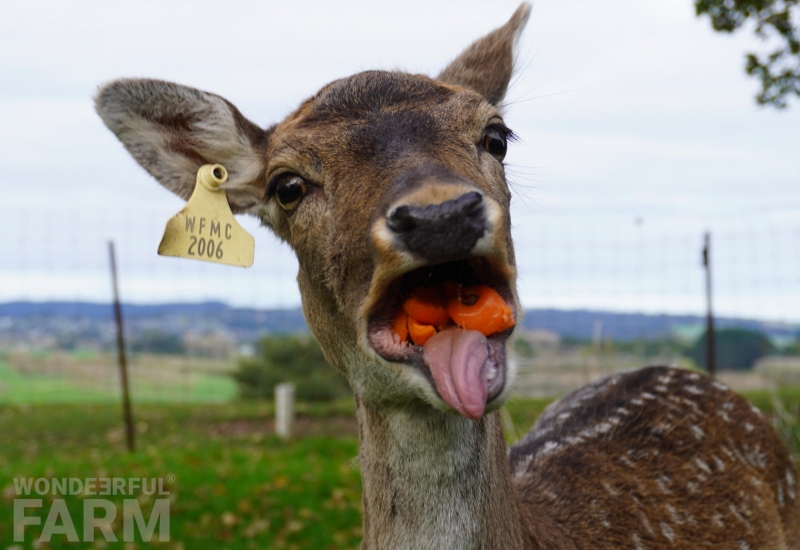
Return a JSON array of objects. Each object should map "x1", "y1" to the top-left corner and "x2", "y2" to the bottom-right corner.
[
  {"x1": 660, "y1": 522, "x2": 676, "y2": 542},
  {"x1": 656, "y1": 476, "x2": 672, "y2": 494},
  {"x1": 602, "y1": 482, "x2": 620, "y2": 496},
  {"x1": 738, "y1": 541, "x2": 751, "y2": 550},
  {"x1": 712, "y1": 454, "x2": 725, "y2": 471},
  {"x1": 631, "y1": 398, "x2": 645, "y2": 406},
  {"x1": 712, "y1": 512, "x2": 725, "y2": 528},
  {"x1": 695, "y1": 458, "x2": 712, "y2": 474},
  {"x1": 540, "y1": 441, "x2": 560, "y2": 455},
  {"x1": 744, "y1": 422, "x2": 754, "y2": 432},
  {"x1": 728, "y1": 504, "x2": 751, "y2": 529},
  {"x1": 639, "y1": 511, "x2": 655, "y2": 536},
  {"x1": 631, "y1": 533, "x2": 645, "y2": 550},
  {"x1": 642, "y1": 392, "x2": 656, "y2": 400},
  {"x1": 691, "y1": 425, "x2": 705, "y2": 440},
  {"x1": 666, "y1": 504, "x2": 683, "y2": 525},
  {"x1": 687, "y1": 372, "x2": 701, "y2": 380},
  {"x1": 619, "y1": 455, "x2": 637, "y2": 468},
  {"x1": 682, "y1": 398, "x2": 702, "y2": 414},
  {"x1": 685, "y1": 385, "x2": 704, "y2": 395},
  {"x1": 596, "y1": 422, "x2": 614, "y2": 435},
  {"x1": 712, "y1": 381, "x2": 729, "y2": 391},
  {"x1": 654, "y1": 384, "x2": 668, "y2": 393}
]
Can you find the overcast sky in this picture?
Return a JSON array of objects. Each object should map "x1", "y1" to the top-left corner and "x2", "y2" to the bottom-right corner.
[{"x1": 1, "y1": 0, "x2": 798, "y2": 322}]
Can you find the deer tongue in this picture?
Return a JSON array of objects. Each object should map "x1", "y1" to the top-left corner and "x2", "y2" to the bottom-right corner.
[{"x1": 422, "y1": 327, "x2": 490, "y2": 419}]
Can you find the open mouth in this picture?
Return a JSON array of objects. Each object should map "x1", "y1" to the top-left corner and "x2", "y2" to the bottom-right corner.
[{"x1": 367, "y1": 257, "x2": 516, "y2": 419}]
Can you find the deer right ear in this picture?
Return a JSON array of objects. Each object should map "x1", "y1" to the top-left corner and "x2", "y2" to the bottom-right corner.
[
  {"x1": 437, "y1": 3, "x2": 531, "y2": 107},
  {"x1": 94, "y1": 79, "x2": 269, "y2": 212}
]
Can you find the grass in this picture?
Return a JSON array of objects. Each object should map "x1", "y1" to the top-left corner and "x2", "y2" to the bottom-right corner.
[
  {"x1": 0, "y1": 356, "x2": 237, "y2": 404},
  {"x1": 0, "y1": 401, "x2": 362, "y2": 550},
  {"x1": 1, "y1": 382, "x2": 800, "y2": 548}
]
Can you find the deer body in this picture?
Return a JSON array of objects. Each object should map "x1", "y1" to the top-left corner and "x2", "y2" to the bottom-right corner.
[{"x1": 95, "y1": 4, "x2": 799, "y2": 548}]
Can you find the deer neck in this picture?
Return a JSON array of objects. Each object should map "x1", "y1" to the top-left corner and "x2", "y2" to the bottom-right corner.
[{"x1": 355, "y1": 395, "x2": 530, "y2": 550}]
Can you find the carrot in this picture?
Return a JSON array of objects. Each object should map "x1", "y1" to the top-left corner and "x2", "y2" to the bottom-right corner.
[
  {"x1": 393, "y1": 309, "x2": 410, "y2": 343},
  {"x1": 446, "y1": 285, "x2": 515, "y2": 336},
  {"x1": 402, "y1": 288, "x2": 450, "y2": 326},
  {"x1": 408, "y1": 316, "x2": 437, "y2": 346}
]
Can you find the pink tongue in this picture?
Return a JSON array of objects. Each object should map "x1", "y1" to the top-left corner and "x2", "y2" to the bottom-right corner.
[{"x1": 422, "y1": 327, "x2": 489, "y2": 419}]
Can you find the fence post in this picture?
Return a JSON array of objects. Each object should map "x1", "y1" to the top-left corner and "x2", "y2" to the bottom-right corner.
[
  {"x1": 702, "y1": 232, "x2": 716, "y2": 378},
  {"x1": 108, "y1": 241, "x2": 136, "y2": 453},
  {"x1": 275, "y1": 383, "x2": 295, "y2": 440}
]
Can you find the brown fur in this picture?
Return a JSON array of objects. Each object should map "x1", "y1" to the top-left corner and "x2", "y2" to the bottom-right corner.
[{"x1": 95, "y1": 4, "x2": 799, "y2": 548}]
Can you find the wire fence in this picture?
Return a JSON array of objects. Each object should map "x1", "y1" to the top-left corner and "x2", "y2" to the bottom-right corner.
[{"x1": 0, "y1": 205, "x2": 798, "y2": 404}]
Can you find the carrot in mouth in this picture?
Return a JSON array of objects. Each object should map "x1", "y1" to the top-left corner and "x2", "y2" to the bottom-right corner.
[
  {"x1": 446, "y1": 285, "x2": 515, "y2": 336},
  {"x1": 393, "y1": 309, "x2": 410, "y2": 343},
  {"x1": 395, "y1": 283, "x2": 515, "y2": 344},
  {"x1": 407, "y1": 316, "x2": 437, "y2": 346},
  {"x1": 402, "y1": 288, "x2": 450, "y2": 326}
]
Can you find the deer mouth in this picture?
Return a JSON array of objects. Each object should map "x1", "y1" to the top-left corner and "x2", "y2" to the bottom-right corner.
[{"x1": 366, "y1": 257, "x2": 516, "y2": 419}]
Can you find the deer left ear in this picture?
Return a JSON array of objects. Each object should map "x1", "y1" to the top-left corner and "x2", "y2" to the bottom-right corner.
[{"x1": 437, "y1": 3, "x2": 531, "y2": 107}]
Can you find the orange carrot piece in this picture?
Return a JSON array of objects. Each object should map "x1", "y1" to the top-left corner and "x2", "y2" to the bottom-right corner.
[
  {"x1": 393, "y1": 309, "x2": 410, "y2": 343},
  {"x1": 446, "y1": 285, "x2": 515, "y2": 336},
  {"x1": 408, "y1": 317, "x2": 437, "y2": 346},
  {"x1": 403, "y1": 288, "x2": 450, "y2": 326}
]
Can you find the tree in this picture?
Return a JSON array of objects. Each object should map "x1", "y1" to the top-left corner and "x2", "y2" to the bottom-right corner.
[
  {"x1": 232, "y1": 335, "x2": 351, "y2": 401},
  {"x1": 696, "y1": 0, "x2": 800, "y2": 108},
  {"x1": 687, "y1": 328, "x2": 774, "y2": 370}
]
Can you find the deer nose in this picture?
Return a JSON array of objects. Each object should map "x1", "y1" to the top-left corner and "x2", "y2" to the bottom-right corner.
[{"x1": 386, "y1": 191, "x2": 487, "y2": 261}]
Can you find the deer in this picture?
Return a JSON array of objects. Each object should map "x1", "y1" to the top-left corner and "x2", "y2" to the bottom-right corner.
[{"x1": 94, "y1": 4, "x2": 800, "y2": 549}]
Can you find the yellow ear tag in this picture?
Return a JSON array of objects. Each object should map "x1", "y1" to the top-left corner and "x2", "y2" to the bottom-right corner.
[{"x1": 158, "y1": 164, "x2": 255, "y2": 267}]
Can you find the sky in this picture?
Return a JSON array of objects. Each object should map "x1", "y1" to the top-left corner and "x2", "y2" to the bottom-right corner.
[{"x1": 1, "y1": 0, "x2": 798, "y2": 322}]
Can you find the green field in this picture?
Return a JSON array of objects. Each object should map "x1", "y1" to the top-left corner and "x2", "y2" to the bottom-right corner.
[
  {"x1": 0, "y1": 356, "x2": 237, "y2": 404},
  {"x1": 1, "y1": 366, "x2": 800, "y2": 548},
  {"x1": 0, "y1": 401, "x2": 363, "y2": 550}
]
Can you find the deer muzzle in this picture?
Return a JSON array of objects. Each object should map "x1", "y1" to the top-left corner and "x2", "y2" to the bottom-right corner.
[{"x1": 362, "y1": 170, "x2": 517, "y2": 419}]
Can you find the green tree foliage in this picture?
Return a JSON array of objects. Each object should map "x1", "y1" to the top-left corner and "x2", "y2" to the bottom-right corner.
[
  {"x1": 785, "y1": 333, "x2": 800, "y2": 355},
  {"x1": 129, "y1": 329, "x2": 184, "y2": 354},
  {"x1": 232, "y1": 335, "x2": 351, "y2": 401},
  {"x1": 696, "y1": 0, "x2": 800, "y2": 108},
  {"x1": 688, "y1": 328, "x2": 775, "y2": 370}
]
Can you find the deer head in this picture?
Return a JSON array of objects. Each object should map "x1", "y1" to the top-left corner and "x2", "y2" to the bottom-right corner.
[{"x1": 95, "y1": 4, "x2": 531, "y2": 420}]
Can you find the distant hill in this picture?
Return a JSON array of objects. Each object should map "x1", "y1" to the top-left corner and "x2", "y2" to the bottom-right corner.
[
  {"x1": 520, "y1": 309, "x2": 799, "y2": 342},
  {"x1": 0, "y1": 301, "x2": 797, "y2": 344}
]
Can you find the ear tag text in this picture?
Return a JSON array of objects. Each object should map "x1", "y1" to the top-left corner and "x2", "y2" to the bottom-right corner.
[{"x1": 158, "y1": 164, "x2": 255, "y2": 267}]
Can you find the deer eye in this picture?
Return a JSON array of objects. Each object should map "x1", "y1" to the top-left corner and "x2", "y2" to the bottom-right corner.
[
  {"x1": 482, "y1": 127, "x2": 508, "y2": 161},
  {"x1": 274, "y1": 174, "x2": 307, "y2": 211}
]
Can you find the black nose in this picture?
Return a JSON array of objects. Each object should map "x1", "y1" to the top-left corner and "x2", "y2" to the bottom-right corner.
[{"x1": 386, "y1": 191, "x2": 486, "y2": 262}]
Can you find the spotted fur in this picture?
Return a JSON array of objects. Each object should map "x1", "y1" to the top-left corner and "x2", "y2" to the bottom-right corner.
[{"x1": 510, "y1": 366, "x2": 800, "y2": 548}]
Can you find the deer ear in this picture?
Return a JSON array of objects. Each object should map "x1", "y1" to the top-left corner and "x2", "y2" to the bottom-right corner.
[
  {"x1": 437, "y1": 3, "x2": 531, "y2": 107},
  {"x1": 94, "y1": 79, "x2": 268, "y2": 212}
]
